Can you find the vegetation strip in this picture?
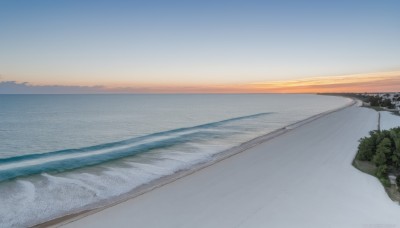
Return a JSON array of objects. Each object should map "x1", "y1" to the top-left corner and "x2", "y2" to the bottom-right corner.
[{"x1": 354, "y1": 127, "x2": 400, "y2": 202}]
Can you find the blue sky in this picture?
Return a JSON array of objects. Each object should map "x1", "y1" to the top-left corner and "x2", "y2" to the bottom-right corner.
[{"x1": 0, "y1": 0, "x2": 399, "y2": 92}]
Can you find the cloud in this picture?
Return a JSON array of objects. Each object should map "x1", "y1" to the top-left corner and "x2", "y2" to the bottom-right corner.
[
  {"x1": 0, "y1": 81, "x2": 109, "y2": 94},
  {"x1": 0, "y1": 81, "x2": 188, "y2": 94}
]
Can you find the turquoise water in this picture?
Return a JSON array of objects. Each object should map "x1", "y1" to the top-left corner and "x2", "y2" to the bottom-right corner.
[{"x1": 0, "y1": 94, "x2": 350, "y2": 227}]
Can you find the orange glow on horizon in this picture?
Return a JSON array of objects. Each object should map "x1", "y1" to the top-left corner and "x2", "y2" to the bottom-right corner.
[
  {"x1": 5, "y1": 71, "x2": 399, "y2": 94},
  {"x1": 97, "y1": 71, "x2": 399, "y2": 93},
  {"x1": 245, "y1": 71, "x2": 400, "y2": 93}
]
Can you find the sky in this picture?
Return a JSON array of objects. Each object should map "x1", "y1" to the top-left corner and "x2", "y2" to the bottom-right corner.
[{"x1": 0, "y1": 0, "x2": 399, "y2": 93}]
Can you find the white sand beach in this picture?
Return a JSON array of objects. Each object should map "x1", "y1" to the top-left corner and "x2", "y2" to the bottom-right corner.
[
  {"x1": 381, "y1": 111, "x2": 400, "y2": 130},
  {"x1": 60, "y1": 104, "x2": 400, "y2": 228}
]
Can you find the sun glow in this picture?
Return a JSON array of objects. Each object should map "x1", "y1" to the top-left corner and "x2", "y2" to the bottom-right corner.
[
  {"x1": 240, "y1": 71, "x2": 400, "y2": 93},
  {"x1": 95, "y1": 71, "x2": 400, "y2": 93},
  {"x1": 1, "y1": 71, "x2": 399, "y2": 94}
]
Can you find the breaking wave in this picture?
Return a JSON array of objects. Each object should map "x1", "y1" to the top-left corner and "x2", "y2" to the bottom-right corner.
[{"x1": 0, "y1": 112, "x2": 271, "y2": 182}]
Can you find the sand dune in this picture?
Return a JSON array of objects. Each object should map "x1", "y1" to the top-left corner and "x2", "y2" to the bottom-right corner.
[{"x1": 61, "y1": 105, "x2": 400, "y2": 228}]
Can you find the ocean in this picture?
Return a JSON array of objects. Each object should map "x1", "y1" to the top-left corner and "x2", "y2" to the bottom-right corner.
[{"x1": 0, "y1": 94, "x2": 350, "y2": 227}]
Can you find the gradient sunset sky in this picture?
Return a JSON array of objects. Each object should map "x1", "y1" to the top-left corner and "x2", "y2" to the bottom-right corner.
[{"x1": 0, "y1": 0, "x2": 399, "y2": 93}]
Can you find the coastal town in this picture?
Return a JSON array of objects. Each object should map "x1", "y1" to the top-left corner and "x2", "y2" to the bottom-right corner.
[{"x1": 359, "y1": 92, "x2": 400, "y2": 112}]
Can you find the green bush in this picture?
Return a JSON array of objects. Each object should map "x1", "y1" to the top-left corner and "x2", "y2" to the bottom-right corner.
[
  {"x1": 356, "y1": 127, "x2": 400, "y2": 185},
  {"x1": 377, "y1": 138, "x2": 392, "y2": 155},
  {"x1": 380, "y1": 177, "x2": 391, "y2": 188},
  {"x1": 356, "y1": 131, "x2": 378, "y2": 161},
  {"x1": 376, "y1": 165, "x2": 388, "y2": 178},
  {"x1": 372, "y1": 151, "x2": 386, "y2": 166},
  {"x1": 357, "y1": 137, "x2": 374, "y2": 160}
]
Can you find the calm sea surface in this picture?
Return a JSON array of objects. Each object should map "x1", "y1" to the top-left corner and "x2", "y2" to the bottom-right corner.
[{"x1": 0, "y1": 94, "x2": 350, "y2": 226}]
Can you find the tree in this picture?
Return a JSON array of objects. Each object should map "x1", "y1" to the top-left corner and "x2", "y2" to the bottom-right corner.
[
  {"x1": 369, "y1": 96, "x2": 381, "y2": 106},
  {"x1": 377, "y1": 138, "x2": 392, "y2": 155},
  {"x1": 376, "y1": 164, "x2": 388, "y2": 178},
  {"x1": 373, "y1": 150, "x2": 386, "y2": 166},
  {"x1": 357, "y1": 137, "x2": 375, "y2": 161},
  {"x1": 373, "y1": 138, "x2": 392, "y2": 167},
  {"x1": 376, "y1": 130, "x2": 391, "y2": 143},
  {"x1": 381, "y1": 98, "x2": 394, "y2": 109},
  {"x1": 356, "y1": 127, "x2": 400, "y2": 187},
  {"x1": 390, "y1": 130, "x2": 400, "y2": 167},
  {"x1": 391, "y1": 154, "x2": 399, "y2": 167}
]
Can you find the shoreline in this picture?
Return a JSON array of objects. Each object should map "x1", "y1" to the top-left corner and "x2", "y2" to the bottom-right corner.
[{"x1": 36, "y1": 97, "x2": 356, "y2": 227}]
